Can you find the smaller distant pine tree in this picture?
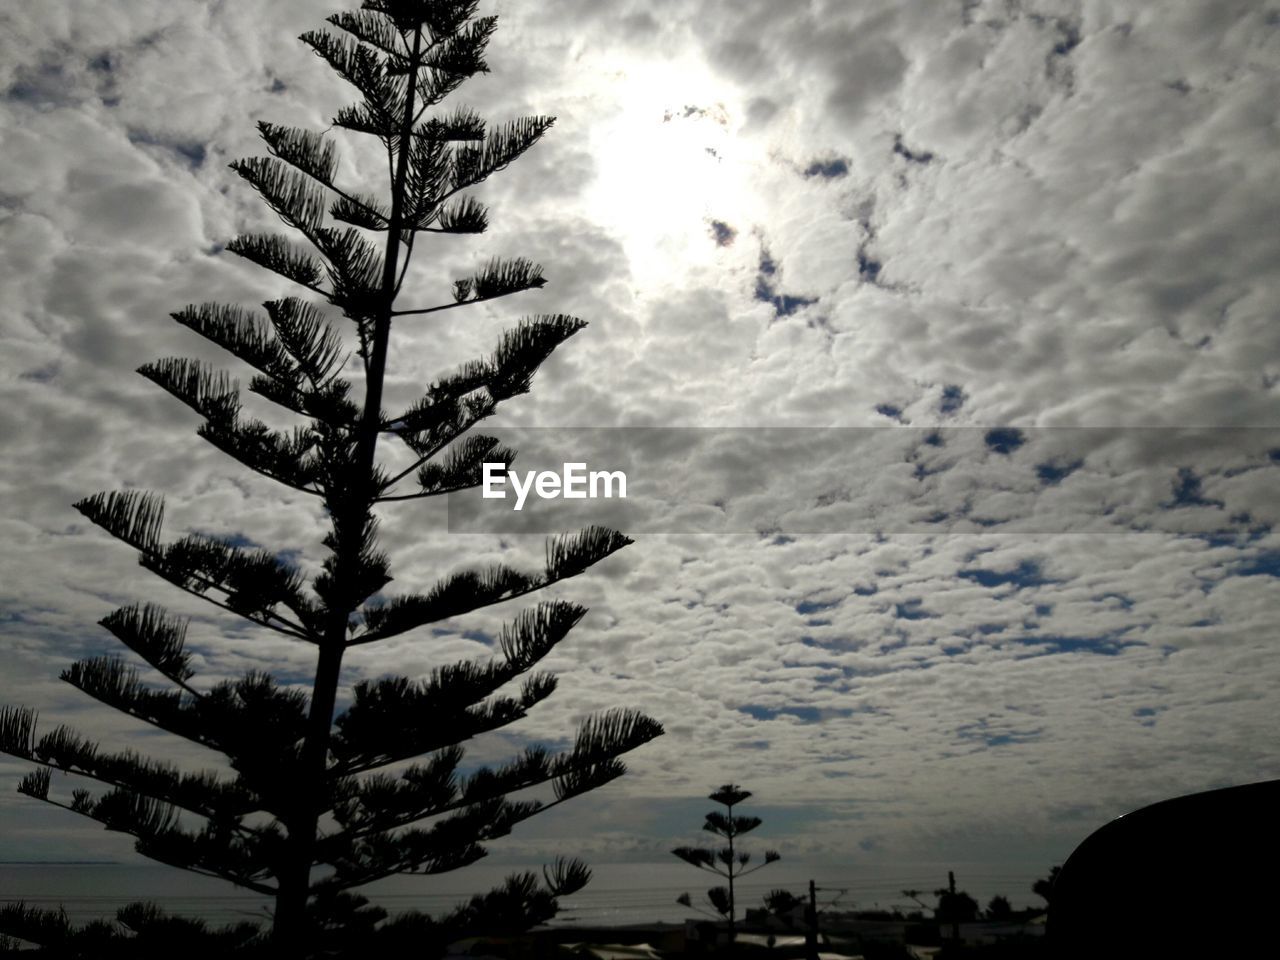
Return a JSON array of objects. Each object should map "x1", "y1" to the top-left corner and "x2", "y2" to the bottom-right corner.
[{"x1": 674, "y1": 784, "x2": 780, "y2": 942}]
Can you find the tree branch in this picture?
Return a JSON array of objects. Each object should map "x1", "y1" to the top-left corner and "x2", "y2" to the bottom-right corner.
[
  {"x1": 149, "y1": 567, "x2": 318, "y2": 644},
  {"x1": 378, "y1": 407, "x2": 487, "y2": 491},
  {"x1": 373, "y1": 478, "x2": 477, "y2": 502},
  {"x1": 17, "y1": 754, "x2": 264, "y2": 844},
  {"x1": 390, "y1": 286, "x2": 533, "y2": 318}
]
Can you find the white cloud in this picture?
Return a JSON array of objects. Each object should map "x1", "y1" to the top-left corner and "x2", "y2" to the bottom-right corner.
[{"x1": 0, "y1": 0, "x2": 1277, "y2": 909}]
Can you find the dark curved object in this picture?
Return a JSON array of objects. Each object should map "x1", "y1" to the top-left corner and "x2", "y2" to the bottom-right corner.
[{"x1": 1049, "y1": 779, "x2": 1280, "y2": 957}]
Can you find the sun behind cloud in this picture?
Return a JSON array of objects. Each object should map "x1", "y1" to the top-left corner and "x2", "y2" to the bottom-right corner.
[{"x1": 584, "y1": 56, "x2": 765, "y2": 291}]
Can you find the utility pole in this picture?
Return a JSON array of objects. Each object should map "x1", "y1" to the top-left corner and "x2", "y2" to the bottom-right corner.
[
  {"x1": 805, "y1": 879, "x2": 819, "y2": 960},
  {"x1": 948, "y1": 870, "x2": 960, "y2": 944}
]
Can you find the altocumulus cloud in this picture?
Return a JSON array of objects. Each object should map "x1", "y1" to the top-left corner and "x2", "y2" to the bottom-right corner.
[{"x1": 0, "y1": 0, "x2": 1277, "y2": 882}]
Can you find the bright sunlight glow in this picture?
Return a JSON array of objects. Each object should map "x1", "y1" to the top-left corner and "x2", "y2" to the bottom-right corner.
[{"x1": 584, "y1": 58, "x2": 765, "y2": 291}]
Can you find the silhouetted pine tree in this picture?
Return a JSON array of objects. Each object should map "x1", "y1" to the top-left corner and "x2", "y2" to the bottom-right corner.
[
  {"x1": 0, "y1": 1, "x2": 662, "y2": 955},
  {"x1": 674, "y1": 784, "x2": 780, "y2": 943}
]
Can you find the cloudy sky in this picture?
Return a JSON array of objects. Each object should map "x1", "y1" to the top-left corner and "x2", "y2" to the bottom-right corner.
[{"x1": 1, "y1": 0, "x2": 1278, "y2": 913}]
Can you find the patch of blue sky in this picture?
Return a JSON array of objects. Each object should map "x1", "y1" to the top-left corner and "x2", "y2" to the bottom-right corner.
[
  {"x1": 1132, "y1": 706, "x2": 1164, "y2": 728},
  {"x1": 19, "y1": 363, "x2": 59, "y2": 383},
  {"x1": 983, "y1": 427, "x2": 1026, "y2": 454},
  {"x1": 738, "y1": 704, "x2": 854, "y2": 724},
  {"x1": 795, "y1": 598, "x2": 840, "y2": 615},
  {"x1": 708, "y1": 219, "x2": 736, "y2": 246},
  {"x1": 276, "y1": 547, "x2": 304, "y2": 566},
  {"x1": 894, "y1": 600, "x2": 934, "y2": 620},
  {"x1": 857, "y1": 250, "x2": 882, "y2": 282},
  {"x1": 1233, "y1": 550, "x2": 1280, "y2": 577},
  {"x1": 892, "y1": 135, "x2": 935, "y2": 165},
  {"x1": 939, "y1": 384, "x2": 966, "y2": 414},
  {"x1": 195, "y1": 530, "x2": 257, "y2": 549},
  {"x1": 957, "y1": 559, "x2": 1048, "y2": 590},
  {"x1": 126, "y1": 129, "x2": 208, "y2": 169},
  {"x1": 983, "y1": 731, "x2": 1041, "y2": 747},
  {"x1": 1012, "y1": 632, "x2": 1142, "y2": 658},
  {"x1": 755, "y1": 251, "x2": 818, "y2": 317},
  {"x1": 955, "y1": 720, "x2": 1043, "y2": 748},
  {"x1": 782, "y1": 657, "x2": 840, "y2": 670},
  {"x1": 967, "y1": 516, "x2": 1007, "y2": 528},
  {"x1": 913, "y1": 457, "x2": 948, "y2": 480},
  {"x1": 5, "y1": 63, "x2": 68, "y2": 107},
  {"x1": 1164, "y1": 467, "x2": 1225, "y2": 509},
  {"x1": 1092, "y1": 592, "x2": 1134, "y2": 609},
  {"x1": 1036, "y1": 458, "x2": 1083, "y2": 485},
  {"x1": 258, "y1": 664, "x2": 317, "y2": 688},
  {"x1": 804, "y1": 158, "x2": 849, "y2": 178}
]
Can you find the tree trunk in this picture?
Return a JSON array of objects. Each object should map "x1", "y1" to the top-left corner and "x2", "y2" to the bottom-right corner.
[
  {"x1": 270, "y1": 25, "x2": 422, "y2": 957},
  {"x1": 273, "y1": 637, "x2": 345, "y2": 954}
]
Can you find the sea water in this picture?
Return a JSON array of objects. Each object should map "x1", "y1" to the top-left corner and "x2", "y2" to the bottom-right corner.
[{"x1": 0, "y1": 860, "x2": 1046, "y2": 929}]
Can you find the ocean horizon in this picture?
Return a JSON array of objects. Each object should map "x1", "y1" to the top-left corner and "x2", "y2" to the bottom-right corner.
[{"x1": 1, "y1": 860, "x2": 1048, "y2": 929}]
